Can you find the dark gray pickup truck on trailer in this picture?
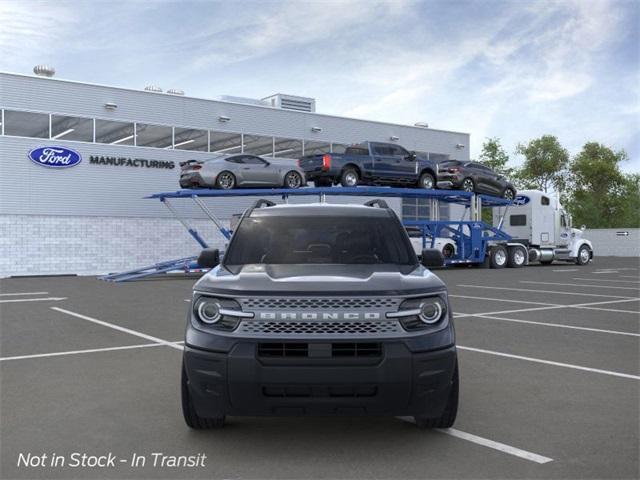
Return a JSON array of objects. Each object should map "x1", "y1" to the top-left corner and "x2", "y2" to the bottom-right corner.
[
  {"x1": 298, "y1": 141, "x2": 440, "y2": 189},
  {"x1": 182, "y1": 199, "x2": 458, "y2": 429}
]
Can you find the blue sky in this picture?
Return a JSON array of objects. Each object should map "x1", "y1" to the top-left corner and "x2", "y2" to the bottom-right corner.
[{"x1": 1, "y1": 0, "x2": 638, "y2": 172}]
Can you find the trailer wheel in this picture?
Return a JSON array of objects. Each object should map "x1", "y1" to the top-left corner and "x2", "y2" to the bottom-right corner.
[
  {"x1": 490, "y1": 245, "x2": 508, "y2": 269},
  {"x1": 442, "y1": 243, "x2": 455, "y2": 259},
  {"x1": 576, "y1": 245, "x2": 591, "y2": 265},
  {"x1": 507, "y1": 246, "x2": 526, "y2": 268}
]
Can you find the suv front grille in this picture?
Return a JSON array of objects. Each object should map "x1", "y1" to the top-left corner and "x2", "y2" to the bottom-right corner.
[
  {"x1": 240, "y1": 298, "x2": 401, "y2": 309},
  {"x1": 241, "y1": 321, "x2": 401, "y2": 336},
  {"x1": 257, "y1": 342, "x2": 382, "y2": 358}
]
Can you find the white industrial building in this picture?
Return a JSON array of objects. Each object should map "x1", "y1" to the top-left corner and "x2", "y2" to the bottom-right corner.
[{"x1": 0, "y1": 69, "x2": 470, "y2": 277}]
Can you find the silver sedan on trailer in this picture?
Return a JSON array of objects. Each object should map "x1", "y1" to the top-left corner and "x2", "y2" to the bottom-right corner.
[{"x1": 179, "y1": 154, "x2": 307, "y2": 189}]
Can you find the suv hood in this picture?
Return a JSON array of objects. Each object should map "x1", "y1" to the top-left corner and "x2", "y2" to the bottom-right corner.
[{"x1": 195, "y1": 264, "x2": 445, "y2": 296}]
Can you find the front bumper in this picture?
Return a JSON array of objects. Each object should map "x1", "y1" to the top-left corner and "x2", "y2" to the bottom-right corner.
[{"x1": 183, "y1": 341, "x2": 456, "y2": 418}]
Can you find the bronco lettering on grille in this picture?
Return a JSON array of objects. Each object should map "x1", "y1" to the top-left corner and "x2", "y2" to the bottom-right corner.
[{"x1": 258, "y1": 312, "x2": 382, "y2": 321}]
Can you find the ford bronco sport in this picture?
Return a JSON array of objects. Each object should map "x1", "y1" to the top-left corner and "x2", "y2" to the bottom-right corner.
[{"x1": 181, "y1": 199, "x2": 458, "y2": 429}]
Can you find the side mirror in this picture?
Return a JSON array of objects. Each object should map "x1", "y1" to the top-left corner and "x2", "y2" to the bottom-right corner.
[
  {"x1": 421, "y1": 248, "x2": 445, "y2": 268},
  {"x1": 407, "y1": 151, "x2": 417, "y2": 161},
  {"x1": 581, "y1": 225, "x2": 586, "y2": 231},
  {"x1": 197, "y1": 248, "x2": 220, "y2": 269}
]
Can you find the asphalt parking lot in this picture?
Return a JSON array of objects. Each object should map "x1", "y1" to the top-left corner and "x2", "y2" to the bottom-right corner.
[{"x1": 1, "y1": 257, "x2": 638, "y2": 479}]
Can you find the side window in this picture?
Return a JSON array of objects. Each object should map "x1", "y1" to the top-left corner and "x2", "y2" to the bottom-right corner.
[
  {"x1": 225, "y1": 156, "x2": 244, "y2": 164},
  {"x1": 390, "y1": 145, "x2": 410, "y2": 157},
  {"x1": 541, "y1": 196, "x2": 550, "y2": 206},
  {"x1": 372, "y1": 144, "x2": 392, "y2": 155},
  {"x1": 510, "y1": 215, "x2": 527, "y2": 226},
  {"x1": 243, "y1": 155, "x2": 267, "y2": 165}
]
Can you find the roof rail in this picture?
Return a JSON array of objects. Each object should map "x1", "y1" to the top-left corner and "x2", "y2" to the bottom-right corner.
[
  {"x1": 244, "y1": 198, "x2": 277, "y2": 218},
  {"x1": 252, "y1": 199, "x2": 276, "y2": 209},
  {"x1": 364, "y1": 199, "x2": 389, "y2": 209}
]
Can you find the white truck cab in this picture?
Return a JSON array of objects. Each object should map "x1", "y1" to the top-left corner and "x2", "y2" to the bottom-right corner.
[{"x1": 494, "y1": 190, "x2": 593, "y2": 265}]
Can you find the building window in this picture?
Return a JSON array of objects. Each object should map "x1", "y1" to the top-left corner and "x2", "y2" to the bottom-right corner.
[
  {"x1": 3, "y1": 110, "x2": 49, "y2": 138},
  {"x1": 173, "y1": 127, "x2": 208, "y2": 151},
  {"x1": 273, "y1": 137, "x2": 303, "y2": 159},
  {"x1": 135, "y1": 123, "x2": 173, "y2": 148},
  {"x1": 243, "y1": 134, "x2": 274, "y2": 156},
  {"x1": 303, "y1": 140, "x2": 331, "y2": 155},
  {"x1": 210, "y1": 131, "x2": 243, "y2": 154},
  {"x1": 51, "y1": 114, "x2": 93, "y2": 142},
  {"x1": 95, "y1": 119, "x2": 135, "y2": 145}
]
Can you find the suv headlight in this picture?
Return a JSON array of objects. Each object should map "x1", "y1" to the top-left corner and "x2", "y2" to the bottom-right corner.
[
  {"x1": 193, "y1": 296, "x2": 253, "y2": 330},
  {"x1": 387, "y1": 295, "x2": 448, "y2": 330}
]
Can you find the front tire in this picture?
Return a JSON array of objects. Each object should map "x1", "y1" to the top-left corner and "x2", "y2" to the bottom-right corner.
[
  {"x1": 284, "y1": 171, "x2": 303, "y2": 189},
  {"x1": 418, "y1": 172, "x2": 435, "y2": 190},
  {"x1": 576, "y1": 245, "x2": 591, "y2": 265},
  {"x1": 216, "y1": 171, "x2": 236, "y2": 189},
  {"x1": 340, "y1": 168, "x2": 359, "y2": 187},
  {"x1": 182, "y1": 363, "x2": 225, "y2": 429},
  {"x1": 414, "y1": 361, "x2": 458, "y2": 429},
  {"x1": 503, "y1": 188, "x2": 516, "y2": 201},
  {"x1": 461, "y1": 178, "x2": 475, "y2": 193}
]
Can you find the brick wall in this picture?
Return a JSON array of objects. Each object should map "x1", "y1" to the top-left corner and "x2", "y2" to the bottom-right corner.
[{"x1": 0, "y1": 215, "x2": 229, "y2": 277}]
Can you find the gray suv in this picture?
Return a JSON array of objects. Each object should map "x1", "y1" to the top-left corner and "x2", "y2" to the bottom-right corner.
[{"x1": 181, "y1": 199, "x2": 458, "y2": 429}]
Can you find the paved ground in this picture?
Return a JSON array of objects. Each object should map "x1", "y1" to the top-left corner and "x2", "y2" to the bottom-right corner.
[{"x1": 1, "y1": 257, "x2": 638, "y2": 479}]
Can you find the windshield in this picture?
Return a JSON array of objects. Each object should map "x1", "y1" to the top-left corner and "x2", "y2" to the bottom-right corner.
[{"x1": 224, "y1": 215, "x2": 417, "y2": 268}]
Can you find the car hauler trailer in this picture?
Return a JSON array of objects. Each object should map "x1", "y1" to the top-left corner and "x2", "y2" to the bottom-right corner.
[
  {"x1": 100, "y1": 186, "x2": 593, "y2": 282},
  {"x1": 492, "y1": 190, "x2": 593, "y2": 266}
]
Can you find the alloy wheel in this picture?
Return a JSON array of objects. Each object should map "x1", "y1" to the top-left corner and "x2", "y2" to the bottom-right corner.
[
  {"x1": 218, "y1": 172, "x2": 235, "y2": 189},
  {"x1": 286, "y1": 172, "x2": 302, "y2": 189}
]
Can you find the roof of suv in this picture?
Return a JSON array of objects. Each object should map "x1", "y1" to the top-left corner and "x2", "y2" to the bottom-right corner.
[{"x1": 249, "y1": 203, "x2": 394, "y2": 218}]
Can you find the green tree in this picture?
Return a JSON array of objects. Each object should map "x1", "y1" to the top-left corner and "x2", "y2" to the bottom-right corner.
[
  {"x1": 516, "y1": 135, "x2": 569, "y2": 193},
  {"x1": 565, "y1": 142, "x2": 638, "y2": 228},
  {"x1": 479, "y1": 137, "x2": 513, "y2": 176}
]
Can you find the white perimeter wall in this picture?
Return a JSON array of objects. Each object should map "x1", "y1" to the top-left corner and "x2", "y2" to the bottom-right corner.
[{"x1": 584, "y1": 228, "x2": 640, "y2": 257}]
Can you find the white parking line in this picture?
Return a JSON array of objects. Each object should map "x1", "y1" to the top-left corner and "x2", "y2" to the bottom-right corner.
[
  {"x1": 453, "y1": 298, "x2": 640, "y2": 318},
  {"x1": 572, "y1": 278, "x2": 640, "y2": 284},
  {"x1": 0, "y1": 342, "x2": 185, "y2": 362},
  {"x1": 460, "y1": 314, "x2": 639, "y2": 337},
  {"x1": 437, "y1": 428, "x2": 553, "y2": 464},
  {"x1": 449, "y1": 294, "x2": 562, "y2": 307},
  {"x1": 51, "y1": 307, "x2": 183, "y2": 351},
  {"x1": 552, "y1": 269, "x2": 579, "y2": 272},
  {"x1": 457, "y1": 284, "x2": 636, "y2": 299},
  {"x1": 396, "y1": 419, "x2": 553, "y2": 464},
  {"x1": 458, "y1": 346, "x2": 640, "y2": 380},
  {"x1": 521, "y1": 281, "x2": 639, "y2": 291},
  {"x1": 0, "y1": 291, "x2": 49, "y2": 296},
  {"x1": 620, "y1": 275, "x2": 640, "y2": 279},
  {"x1": 0, "y1": 297, "x2": 67, "y2": 304}
]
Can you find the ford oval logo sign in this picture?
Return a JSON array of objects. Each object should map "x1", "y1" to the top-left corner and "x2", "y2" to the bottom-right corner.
[
  {"x1": 28, "y1": 146, "x2": 82, "y2": 168},
  {"x1": 513, "y1": 195, "x2": 530, "y2": 206}
]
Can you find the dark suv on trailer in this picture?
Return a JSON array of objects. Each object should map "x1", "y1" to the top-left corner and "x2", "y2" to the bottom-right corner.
[{"x1": 181, "y1": 200, "x2": 458, "y2": 429}]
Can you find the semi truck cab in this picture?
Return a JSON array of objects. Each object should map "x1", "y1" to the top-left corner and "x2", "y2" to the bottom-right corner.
[{"x1": 494, "y1": 190, "x2": 593, "y2": 265}]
